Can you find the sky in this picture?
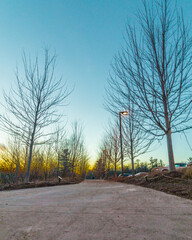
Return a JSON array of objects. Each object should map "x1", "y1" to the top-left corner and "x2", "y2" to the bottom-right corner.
[{"x1": 0, "y1": 0, "x2": 192, "y2": 165}]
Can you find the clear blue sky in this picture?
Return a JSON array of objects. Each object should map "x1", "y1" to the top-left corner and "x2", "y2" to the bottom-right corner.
[{"x1": 0, "y1": 0, "x2": 192, "y2": 164}]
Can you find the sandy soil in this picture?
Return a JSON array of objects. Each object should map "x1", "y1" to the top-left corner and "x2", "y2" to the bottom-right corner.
[{"x1": 0, "y1": 180, "x2": 192, "y2": 240}]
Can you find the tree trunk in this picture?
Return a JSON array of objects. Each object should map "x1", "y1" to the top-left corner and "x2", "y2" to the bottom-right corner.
[
  {"x1": 15, "y1": 160, "x2": 20, "y2": 183},
  {"x1": 25, "y1": 116, "x2": 38, "y2": 183},
  {"x1": 71, "y1": 160, "x2": 74, "y2": 178},
  {"x1": 25, "y1": 133, "x2": 35, "y2": 183},
  {"x1": 119, "y1": 113, "x2": 124, "y2": 175},
  {"x1": 131, "y1": 156, "x2": 134, "y2": 177},
  {"x1": 130, "y1": 139, "x2": 135, "y2": 177},
  {"x1": 57, "y1": 153, "x2": 59, "y2": 177},
  {"x1": 166, "y1": 129, "x2": 175, "y2": 172},
  {"x1": 164, "y1": 104, "x2": 175, "y2": 172}
]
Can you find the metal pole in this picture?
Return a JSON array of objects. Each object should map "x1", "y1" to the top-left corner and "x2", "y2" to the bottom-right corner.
[{"x1": 119, "y1": 112, "x2": 124, "y2": 176}]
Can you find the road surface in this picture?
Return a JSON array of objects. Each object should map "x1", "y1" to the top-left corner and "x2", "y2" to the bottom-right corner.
[{"x1": 0, "y1": 180, "x2": 192, "y2": 240}]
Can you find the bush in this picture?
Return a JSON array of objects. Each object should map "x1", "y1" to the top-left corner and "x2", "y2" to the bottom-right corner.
[
  {"x1": 0, "y1": 172, "x2": 15, "y2": 184},
  {"x1": 182, "y1": 168, "x2": 192, "y2": 179}
]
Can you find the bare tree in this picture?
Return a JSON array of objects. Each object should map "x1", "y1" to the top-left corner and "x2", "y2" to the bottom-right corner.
[
  {"x1": 53, "y1": 125, "x2": 66, "y2": 176},
  {"x1": 105, "y1": 71, "x2": 153, "y2": 177},
  {"x1": 98, "y1": 137, "x2": 112, "y2": 178},
  {"x1": 68, "y1": 121, "x2": 87, "y2": 177},
  {"x1": 105, "y1": 122, "x2": 121, "y2": 177},
  {"x1": 123, "y1": 102, "x2": 153, "y2": 176},
  {"x1": 106, "y1": 0, "x2": 192, "y2": 172},
  {"x1": 77, "y1": 152, "x2": 89, "y2": 177},
  {"x1": 0, "y1": 49, "x2": 71, "y2": 182},
  {"x1": 42, "y1": 144, "x2": 55, "y2": 180}
]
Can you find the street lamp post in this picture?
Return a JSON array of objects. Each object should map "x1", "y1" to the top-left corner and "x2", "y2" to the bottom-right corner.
[{"x1": 119, "y1": 111, "x2": 128, "y2": 176}]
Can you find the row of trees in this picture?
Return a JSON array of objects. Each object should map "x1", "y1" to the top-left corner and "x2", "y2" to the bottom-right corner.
[
  {"x1": 104, "y1": 0, "x2": 192, "y2": 173},
  {"x1": 0, "y1": 49, "x2": 89, "y2": 183},
  {"x1": 92, "y1": 155, "x2": 165, "y2": 179},
  {"x1": 0, "y1": 121, "x2": 89, "y2": 183}
]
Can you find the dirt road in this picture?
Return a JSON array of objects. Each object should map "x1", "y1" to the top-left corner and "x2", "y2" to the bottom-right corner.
[{"x1": 0, "y1": 180, "x2": 192, "y2": 240}]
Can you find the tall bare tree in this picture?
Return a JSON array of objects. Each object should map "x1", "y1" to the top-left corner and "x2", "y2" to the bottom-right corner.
[
  {"x1": 68, "y1": 121, "x2": 87, "y2": 176},
  {"x1": 123, "y1": 106, "x2": 153, "y2": 176},
  {"x1": 106, "y1": 0, "x2": 192, "y2": 172},
  {"x1": 98, "y1": 137, "x2": 112, "y2": 178},
  {"x1": 0, "y1": 49, "x2": 71, "y2": 182},
  {"x1": 53, "y1": 125, "x2": 66, "y2": 176},
  {"x1": 105, "y1": 84, "x2": 153, "y2": 176},
  {"x1": 105, "y1": 122, "x2": 121, "y2": 177}
]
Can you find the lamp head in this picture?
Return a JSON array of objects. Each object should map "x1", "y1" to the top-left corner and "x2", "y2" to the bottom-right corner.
[{"x1": 120, "y1": 111, "x2": 128, "y2": 116}]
